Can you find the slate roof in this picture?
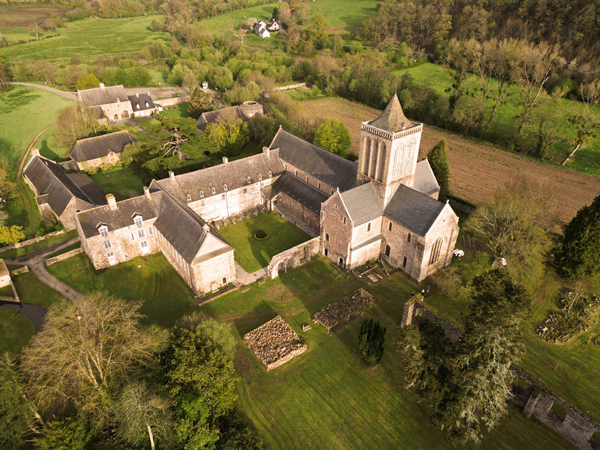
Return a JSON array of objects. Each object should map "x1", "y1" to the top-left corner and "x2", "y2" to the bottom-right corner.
[
  {"x1": 76, "y1": 192, "x2": 161, "y2": 238},
  {"x1": 78, "y1": 85, "x2": 129, "y2": 106},
  {"x1": 153, "y1": 189, "x2": 230, "y2": 265},
  {"x1": 197, "y1": 106, "x2": 248, "y2": 132},
  {"x1": 150, "y1": 152, "x2": 284, "y2": 203},
  {"x1": 269, "y1": 129, "x2": 358, "y2": 192},
  {"x1": 272, "y1": 172, "x2": 328, "y2": 214},
  {"x1": 340, "y1": 182, "x2": 383, "y2": 226},
  {"x1": 71, "y1": 131, "x2": 135, "y2": 162},
  {"x1": 367, "y1": 94, "x2": 418, "y2": 133},
  {"x1": 24, "y1": 156, "x2": 107, "y2": 216},
  {"x1": 384, "y1": 184, "x2": 446, "y2": 236},
  {"x1": 128, "y1": 93, "x2": 156, "y2": 111},
  {"x1": 413, "y1": 159, "x2": 440, "y2": 197}
]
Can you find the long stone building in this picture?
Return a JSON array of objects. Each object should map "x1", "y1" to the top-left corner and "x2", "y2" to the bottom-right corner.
[{"x1": 71, "y1": 95, "x2": 458, "y2": 296}]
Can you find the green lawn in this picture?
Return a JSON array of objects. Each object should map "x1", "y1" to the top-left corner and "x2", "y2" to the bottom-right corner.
[
  {"x1": 48, "y1": 241, "x2": 80, "y2": 258},
  {"x1": 217, "y1": 212, "x2": 311, "y2": 272},
  {"x1": 47, "y1": 252, "x2": 197, "y2": 328},
  {"x1": 36, "y1": 125, "x2": 71, "y2": 162},
  {"x1": 2, "y1": 16, "x2": 164, "y2": 65},
  {"x1": 396, "y1": 62, "x2": 600, "y2": 177},
  {"x1": 198, "y1": 257, "x2": 575, "y2": 450},
  {"x1": 89, "y1": 166, "x2": 145, "y2": 201},
  {"x1": 0, "y1": 308, "x2": 35, "y2": 357},
  {"x1": 160, "y1": 102, "x2": 190, "y2": 118},
  {"x1": 12, "y1": 271, "x2": 68, "y2": 310},
  {"x1": 0, "y1": 230, "x2": 78, "y2": 260}
]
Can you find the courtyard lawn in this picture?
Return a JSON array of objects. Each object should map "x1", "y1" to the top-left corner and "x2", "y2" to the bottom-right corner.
[
  {"x1": 12, "y1": 271, "x2": 68, "y2": 310},
  {"x1": 199, "y1": 257, "x2": 576, "y2": 450},
  {"x1": 217, "y1": 212, "x2": 311, "y2": 273},
  {"x1": 47, "y1": 252, "x2": 197, "y2": 328},
  {"x1": 160, "y1": 102, "x2": 190, "y2": 118},
  {"x1": 89, "y1": 166, "x2": 146, "y2": 201},
  {"x1": 0, "y1": 308, "x2": 35, "y2": 356}
]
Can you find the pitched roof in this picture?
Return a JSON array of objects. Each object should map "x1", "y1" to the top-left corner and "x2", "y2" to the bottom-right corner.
[
  {"x1": 150, "y1": 152, "x2": 284, "y2": 203},
  {"x1": 340, "y1": 182, "x2": 383, "y2": 226},
  {"x1": 153, "y1": 189, "x2": 230, "y2": 264},
  {"x1": 269, "y1": 129, "x2": 358, "y2": 192},
  {"x1": 367, "y1": 94, "x2": 418, "y2": 133},
  {"x1": 76, "y1": 192, "x2": 161, "y2": 238},
  {"x1": 128, "y1": 93, "x2": 156, "y2": 111},
  {"x1": 272, "y1": 172, "x2": 328, "y2": 214},
  {"x1": 413, "y1": 159, "x2": 440, "y2": 197},
  {"x1": 197, "y1": 105, "x2": 248, "y2": 132},
  {"x1": 78, "y1": 85, "x2": 129, "y2": 106},
  {"x1": 384, "y1": 184, "x2": 446, "y2": 236},
  {"x1": 71, "y1": 131, "x2": 136, "y2": 162},
  {"x1": 23, "y1": 156, "x2": 107, "y2": 216}
]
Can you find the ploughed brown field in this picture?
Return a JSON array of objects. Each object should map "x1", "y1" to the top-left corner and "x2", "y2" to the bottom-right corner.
[
  {"x1": 0, "y1": 6, "x2": 72, "y2": 27},
  {"x1": 305, "y1": 97, "x2": 600, "y2": 232}
]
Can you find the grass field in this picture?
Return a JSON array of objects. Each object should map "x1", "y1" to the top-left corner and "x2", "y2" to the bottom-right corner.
[
  {"x1": 395, "y1": 63, "x2": 600, "y2": 177},
  {"x1": 0, "y1": 308, "x2": 35, "y2": 356},
  {"x1": 12, "y1": 271, "x2": 67, "y2": 310},
  {"x1": 48, "y1": 252, "x2": 196, "y2": 328},
  {"x1": 1, "y1": 15, "x2": 164, "y2": 65},
  {"x1": 197, "y1": 257, "x2": 576, "y2": 450},
  {"x1": 217, "y1": 212, "x2": 311, "y2": 272},
  {"x1": 0, "y1": 5, "x2": 71, "y2": 43},
  {"x1": 0, "y1": 230, "x2": 78, "y2": 260},
  {"x1": 302, "y1": 97, "x2": 600, "y2": 233},
  {"x1": 89, "y1": 166, "x2": 145, "y2": 201},
  {"x1": 36, "y1": 125, "x2": 71, "y2": 161},
  {"x1": 160, "y1": 102, "x2": 191, "y2": 118}
]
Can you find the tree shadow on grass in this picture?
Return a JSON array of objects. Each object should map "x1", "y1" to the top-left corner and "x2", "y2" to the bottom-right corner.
[
  {"x1": 247, "y1": 234, "x2": 269, "y2": 270},
  {"x1": 232, "y1": 299, "x2": 277, "y2": 338}
]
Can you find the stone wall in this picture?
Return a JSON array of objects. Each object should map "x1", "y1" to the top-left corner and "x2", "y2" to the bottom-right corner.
[
  {"x1": 0, "y1": 230, "x2": 66, "y2": 254},
  {"x1": 320, "y1": 193, "x2": 352, "y2": 267},
  {"x1": 192, "y1": 249, "x2": 236, "y2": 295},
  {"x1": 155, "y1": 96, "x2": 191, "y2": 107},
  {"x1": 280, "y1": 162, "x2": 335, "y2": 196},
  {"x1": 274, "y1": 191, "x2": 320, "y2": 232},
  {"x1": 269, "y1": 236, "x2": 320, "y2": 279},
  {"x1": 381, "y1": 216, "x2": 425, "y2": 280},
  {"x1": 45, "y1": 248, "x2": 84, "y2": 266}
]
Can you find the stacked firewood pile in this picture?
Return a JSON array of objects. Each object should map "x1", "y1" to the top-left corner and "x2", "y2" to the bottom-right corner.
[
  {"x1": 243, "y1": 316, "x2": 307, "y2": 371},
  {"x1": 313, "y1": 288, "x2": 375, "y2": 331}
]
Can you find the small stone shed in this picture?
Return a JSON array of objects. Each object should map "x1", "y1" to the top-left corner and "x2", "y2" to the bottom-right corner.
[{"x1": 243, "y1": 315, "x2": 307, "y2": 371}]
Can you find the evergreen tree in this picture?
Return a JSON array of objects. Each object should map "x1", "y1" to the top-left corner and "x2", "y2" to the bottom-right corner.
[
  {"x1": 428, "y1": 139, "x2": 450, "y2": 201},
  {"x1": 433, "y1": 269, "x2": 530, "y2": 444},
  {"x1": 555, "y1": 194, "x2": 600, "y2": 280},
  {"x1": 358, "y1": 319, "x2": 386, "y2": 366},
  {"x1": 187, "y1": 88, "x2": 212, "y2": 119},
  {"x1": 313, "y1": 118, "x2": 351, "y2": 157}
]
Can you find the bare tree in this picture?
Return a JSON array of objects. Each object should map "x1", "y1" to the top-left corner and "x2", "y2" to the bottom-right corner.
[
  {"x1": 562, "y1": 79, "x2": 600, "y2": 165},
  {"x1": 160, "y1": 127, "x2": 190, "y2": 160},
  {"x1": 56, "y1": 104, "x2": 88, "y2": 148}
]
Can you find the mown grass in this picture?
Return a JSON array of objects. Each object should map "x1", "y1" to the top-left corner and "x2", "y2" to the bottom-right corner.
[
  {"x1": 0, "y1": 230, "x2": 78, "y2": 260},
  {"x1": 12, "y1": 271, "x2": 67, "y2": 310},
  {"x1": 160, "y1": 102, "x2": 190, "y2": 118},
  {"x1": 217, "y1": 212, "x2": 311, "y2": 273},
  {"x1": 36, "y1": 125, "x2": 71, "y2": 161},
  {"x1": 198, "y1": 257, "x2": 576, "y2": 450},
  {"x1": 48, "y1": 252, "x2": 197, "y2": 328},
  {"x1": 0, "y1": 308, "x2": 35, "y2": 356},
  {"x1": 89, "y1": 166, "x2": 145, "y2": 201},
  {"x1": 48, "y1": 241, "x2": 80, "y2": 257},
  {"x1": 396, "y1": 62, "x2": 600, "y2": 177}
]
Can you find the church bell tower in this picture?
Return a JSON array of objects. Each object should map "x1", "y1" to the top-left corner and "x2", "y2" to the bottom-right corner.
[{"x1": 357, "y1": 94, "x2": 423, "y2": 207}]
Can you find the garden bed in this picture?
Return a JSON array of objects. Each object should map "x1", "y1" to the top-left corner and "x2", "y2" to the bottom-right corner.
[{"x1": 313, "y1": 288, "x2": 375, "y2": 331}]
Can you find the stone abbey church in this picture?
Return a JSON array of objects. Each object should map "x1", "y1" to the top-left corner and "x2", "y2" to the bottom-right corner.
[{"x1": 25, "y1": 95, "x2": 459, "y2": 296}]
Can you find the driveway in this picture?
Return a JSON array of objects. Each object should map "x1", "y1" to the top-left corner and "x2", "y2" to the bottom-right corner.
[
  {"x1": 9, "y1": 82, "x2": 77, "y2": 101},
  {"x1": 0, "y1": 301, "x2": 47, "y2": 332}
]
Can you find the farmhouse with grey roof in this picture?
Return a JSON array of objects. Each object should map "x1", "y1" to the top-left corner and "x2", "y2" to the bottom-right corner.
[
  {"x1": 128, "y1": 92, "x2": 157, "y2": 118},
  {"x1": 70, "y1": 95, "x2": 457, "y2": 292},
  {"x1": 77, "y1": 83, "x2": 134, "y2": 123},
  {"x1": 70, "y1": 130, "x2": 136, "y2": 170}
]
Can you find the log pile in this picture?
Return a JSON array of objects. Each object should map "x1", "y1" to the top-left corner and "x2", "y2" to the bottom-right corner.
[
  {"x1": 313, "y1": 288, "x2": 375, "y2": 331},
  {"x1": 243, "y1": 316, "x2": 307, "y2": 371}
]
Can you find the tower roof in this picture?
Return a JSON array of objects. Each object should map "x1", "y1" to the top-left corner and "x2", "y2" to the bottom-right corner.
[{"x1": 367, "y1": 94, "x2": 417, "y2": 133}]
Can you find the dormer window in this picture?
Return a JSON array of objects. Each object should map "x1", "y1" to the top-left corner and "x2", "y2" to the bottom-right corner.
[
  {"x1": 200, "y1": 191, "x2": 204, "y2": 198},
  {"x1": 136, "y1": 104, "x2": 140, "y2": 109},
  {"x1": 211, "y1": 187, "x2": 216, "y2": 194},
  {"x1": 267, "y1": 170, "x2": 272, "y2": 177},
  {"x1": 247, "y1": 176, "x2": 252, "y2": 184},
  {"x1": 134, "y1": 216, "x2": 143, "y2": 227},
  {"x1": 258, "y1": 174, "x2": 262, "y2": 181},
  {"x1": 186, "y1": 194, "x2": 192, "y2": 201},
  {"x1": 99, "y1": 226, "x2": 108, "y2": 237},
  {"x1": 223, "y1": 184, "x2": 228, "y2": 191},
  {"x1": 145, "y1": 102, "x2": 149, "y2": 108}
]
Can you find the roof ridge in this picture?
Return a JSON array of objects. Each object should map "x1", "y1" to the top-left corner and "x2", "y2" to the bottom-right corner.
[{"x1": 75, "y1": 130, "x2": 130, "y2": 143}]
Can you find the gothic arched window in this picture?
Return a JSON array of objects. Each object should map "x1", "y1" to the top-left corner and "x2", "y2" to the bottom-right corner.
[{"x1": 429, "y1": 237, "x2": 444, "y2": 265}]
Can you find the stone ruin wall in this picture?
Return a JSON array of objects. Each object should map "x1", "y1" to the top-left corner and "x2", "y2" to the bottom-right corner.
[
  {"x1": 265, "y1": 346, "x2": 307, "y2": 371},
  {"x1": 269, "y1": 236, "x2": 320, "y2": 279},
  {"x1": 399, "y1": 298, "x2": 600, "y2": 450}
]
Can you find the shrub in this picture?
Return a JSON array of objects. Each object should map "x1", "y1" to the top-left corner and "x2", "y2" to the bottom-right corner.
[
  {"x1": 537, "y1": 312, "x2": 588, "y2": 344},
  {"x1": 254, "y1": 230, "x2": 268, "y2": 240},
  {"x1": 358, "y1": 319, "x2": 386, "y2": 366},
  {"x1": 35, "y1": 416, "x2": 95, "y2": 450}
]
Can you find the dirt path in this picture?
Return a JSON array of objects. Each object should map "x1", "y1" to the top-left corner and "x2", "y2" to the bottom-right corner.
[
  {"x1": 9, "y1": 82, "x2": 78, "y2": 100},
  {"x1": 304, "y1": 98, "x2": 600, "y2": 232}
]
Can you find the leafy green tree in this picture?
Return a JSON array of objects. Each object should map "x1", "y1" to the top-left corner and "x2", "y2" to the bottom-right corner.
[
  {"x1": 434, "y1": 269, "x2": 530, "y2": 444},
  {"x1": 56, "y1": 104, "x2": 89, "y2": 148},
  {"x1": 75, "y1": 73, "x2": 100, "y2": 91},
  {"x1": 119, "y1": 141, "x2": 146, "y2": 166},
  {"x1": 313, "y1": 118, "x2": 351, "y2": 157},
  {"x1": 216, "y1": 413, "x2": 264, "y2": 450},
  {"x1": 396, "y1": 324, "x2": 424, "y2": 388},
  {"x1": 205, "y1": 109, "x2": 250, "y2": 156},
  {"x1": 306, "y1": 13, "x2": 331, "y2": 42},
  {"x1": 35, "y1": 416, "x2": 94, "y2": 450},
  {"x1": 358, "y1": 319, "x2": 386, "y2": 366},
  {"x1": 427, "y1": 139, "x2": 450, "y2": 201},
  {"x1": 0, "y1": 225, "x2": 25, "y2": 245},
  {"x1": 177, "y1": 311, "x2": 237, "y2": 358},
  {"x1": 188, "y1": 87, "x2": 213, "y2": 119},
  {"x1": 113, "y1": 382, "x2": 175, "y2": 449},
  {"x1": 555, "y1": 194, "x2": 600, "y2": 280},
  {"x1": 159, "y1": 326, "x2": 237, "y2": 449}
]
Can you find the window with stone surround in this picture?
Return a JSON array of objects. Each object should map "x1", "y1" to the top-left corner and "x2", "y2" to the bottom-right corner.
[
  {"x1": 187, "y1": 194, "x2": 191, "y2": 201},
  {"x1": 407, "y1": 233, "x2": 412, "y2": 243},
  {"x1": 138, "y1": 229, "x2": 145, "y2": 238},
  {"x1": 388, "y1": 222, "x2": 392, "y2": 231},
  {"x1": 148, "y1": 226, "x2": 153, "y2": 235},
  {"x1": 99, "y1": 226, "x2": 108, "y2": 237},
  {"x1": 221, "y1": 194, "x2": 225, "y2": 200},
  {"x1": 223, "y1": 184, "x2": 228, "y2": 191},
  {"x1": 325, "y1": 233, "x2": 330, "y2": 242},
  {"x1": 367, "y1": 222, "x2": 372, "y2": 232},
  {"x1": 134, "y1": 216, "x2": 143, "y2": 227},
  {"x1": 104, "y1": 240, "x2": 111, "y2": 249},
  {"x1": 211, "y1": 188, "x2": 216, "y2": 194},
  {"x1": 130, "y1": 232, "x2": 135, "y2": 241},
  {"x1": 200, "y1": 191, "x2": 204, "y2": 198}
]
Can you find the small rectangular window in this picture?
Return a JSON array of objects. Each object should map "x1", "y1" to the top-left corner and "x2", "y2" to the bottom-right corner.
[
  {"x1": 306, "y1": 176, "x2": 309, "y2": 183},
  {"x1": 200, "y1": 191, "x2": 204, "y2": 198},
  {"x1": 130, "y1": 232, "x2": 135, "y2": 241},
  {"x1": 324, "y1": 248, "x2": 329, "y2": 257},
  {"x1": 134, "y1": 216, "x2": 143, "y2": 227},
  {"x1": 104, "y1": 240, "x2": 111, "y2": 249},
  {"x1": 342, "y1": 217, "x2": 346, "y2": 224},
  {"x1": 138, "y1": 229, "x2": 145, "y2": 238},
  {"x1": 388, "y1": 222, "x2": 392, "y2": 231},
  {"x1": 99, "y1": 227, "x2": 108, "y2": 237},
  {"x1": 148, "y1": 226, "x2": 153, "y2": 235},
  {"x1": 221, "y1": 194, "x2": 226, "y2": 200},
  {"x1": 407, "y1": 233, "x2": 412, "y2": 243},
  {"x1": 243, "y1": 188, "x2": 247, "y2": 194},
  {"x1": 367, "y1": 222, "x2": 372, "y2": 232},
  {"x1": 318, "y1": 182, "x2": 321, "y2": 189},
  {"x1": 295, "y1": 170, "x2": 298, "y2": 176},
  {"x1": 325, "y1": 233, "x2": 330, "y2": 242}
]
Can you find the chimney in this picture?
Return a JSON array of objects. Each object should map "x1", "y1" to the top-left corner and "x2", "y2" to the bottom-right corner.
[
  {"x1": 99, "y1": 83, "x2": 105, "y2": 89},
  {"x1": 147, "y1": 91, "x2": 150, "y2": 96},
  {"x1": 203, "y1": 223, "x2": 210, "y2": 233},
  {"x1": 136, "y1": 92, "x2": 139, "y2": 97},
  {"x1": 222, "y1": 156, "x2": 228, "y2": 164},
  {"x1": 106, "y1": 194, "x2": 117, "y2": 210},
  {"x1": 144, "y1": 186, "x2": 151, "y2": 200},
  {"x1": 169, "y1": 171, "x2": 176, "y2": 183},
  {"x1": 263, "y1": 146, "x2": 270, "y2": 157},
  {"x1": 30, "y1": 148, "x2": 40, "y2": 158}
]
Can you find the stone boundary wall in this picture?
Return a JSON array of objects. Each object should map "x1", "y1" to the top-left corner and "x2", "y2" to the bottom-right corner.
[
  {"x1": 11, "y1": 266, "x2": 29, "y2": 276},
  {"x1": 0, "y1": 230, "x2": 66, "y2": 253},
  {"x1": 266, "y1": 346, "x2": 307, "y2": 371},
  {"x1": 45, "y1": 248, "x2": 83, "y2": 266},
  {"x1": 0, "y1": 280, "x2": 20, "y2": 303},
  {"x1": 273, "y1": 82, "x2": 310, "y2": 91},
  {"x1": 155, "y1": 96, "x2": 190, "y2": 107},
  {"x1": 268, "y1": 236, "x2": 320, "y2": 279},
  {"x1": 399, "y1": 299, "x2": 600, "y2": 450}
]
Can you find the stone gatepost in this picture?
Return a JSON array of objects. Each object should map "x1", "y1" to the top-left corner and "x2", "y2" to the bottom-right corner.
[{"x1": 400, "y1": 293, "x2": 424, "y2": 328}]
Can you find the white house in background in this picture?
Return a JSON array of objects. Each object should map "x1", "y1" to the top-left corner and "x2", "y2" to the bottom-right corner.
[
  {"x1": 127, "y1": 92, "x2": 158, "y2": 117},
  {"x1": 253, "y1": 21, "x2": 270, "y2": 38},
  {"x1": 202, "y1": 81, "x2": 209, "y2": 90},
  {"x1": 268, "y1": 20, "x2": 280, "y2": 31}
]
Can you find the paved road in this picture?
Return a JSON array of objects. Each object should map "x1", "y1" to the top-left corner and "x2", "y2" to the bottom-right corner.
[
  {"x1": 10, "y1": 82, "x2": 78, "y2": 100},
  {"x1": 0, "y1": 302, "x2": 47, "y2": 332},
  {"x1": 6, "y1": 236, "x2": 87, "y2": 304}
]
